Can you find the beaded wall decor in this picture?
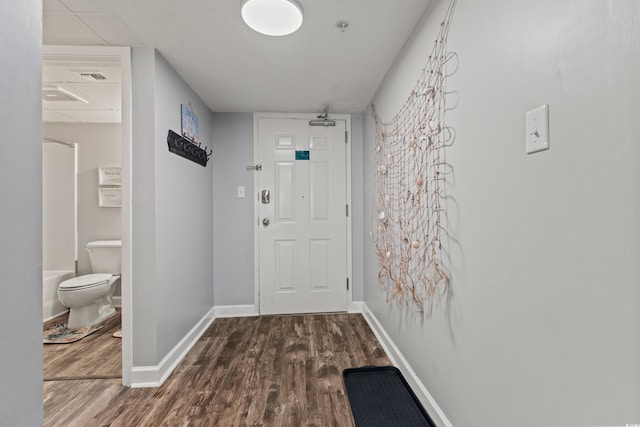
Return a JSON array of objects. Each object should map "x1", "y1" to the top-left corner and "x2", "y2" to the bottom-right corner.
[{"x1": 372, "y1": 0, "x2": 457, "y2": 311}]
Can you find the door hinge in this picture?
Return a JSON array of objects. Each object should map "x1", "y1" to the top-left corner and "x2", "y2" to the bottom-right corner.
[
  {"x1": 347, "y1": 278, "x2": 349, "y2": 290},
  {"x1": 345, "y1": 131, "x2": 348, "y2": 144},
  {"x1": 346, "y1": 204, "x2": 349, "y2": 217}
]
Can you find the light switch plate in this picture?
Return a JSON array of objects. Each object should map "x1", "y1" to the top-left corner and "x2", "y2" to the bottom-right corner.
[
  {"x1": 237, "y1": 186, "x2": 245, "y2": 198},
  {"x1": 525, "y1": 104, "x2": 550, "y2": 154}
]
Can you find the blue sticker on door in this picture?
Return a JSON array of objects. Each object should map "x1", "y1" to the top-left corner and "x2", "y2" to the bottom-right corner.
[{"x1": 295, "y1": 150, "x2": 310, "y2": 160}]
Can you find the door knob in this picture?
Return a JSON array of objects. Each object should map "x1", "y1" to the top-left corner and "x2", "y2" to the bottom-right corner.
[{"x1": 262, "y1": 218, "x2": 270, "y2": 227}]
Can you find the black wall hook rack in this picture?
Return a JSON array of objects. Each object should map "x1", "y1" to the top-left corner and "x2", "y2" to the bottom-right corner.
[{"x1": 167, "y1": 129, "x2": 211, "y2": 167}]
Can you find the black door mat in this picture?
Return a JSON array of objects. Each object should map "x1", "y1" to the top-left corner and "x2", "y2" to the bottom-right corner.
[{"x1": 343, "y1": 366, "x2": 436, "y2": 427}]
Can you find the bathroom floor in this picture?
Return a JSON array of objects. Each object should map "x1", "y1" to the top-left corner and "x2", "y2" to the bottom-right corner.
[{"x1": 43, "y1": 308, "x2": 122, "y2": 380}]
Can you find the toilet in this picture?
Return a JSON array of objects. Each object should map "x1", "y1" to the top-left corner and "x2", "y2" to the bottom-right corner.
[{"x1": 58, "y1": 240, "x2": 121, "y2": 329}]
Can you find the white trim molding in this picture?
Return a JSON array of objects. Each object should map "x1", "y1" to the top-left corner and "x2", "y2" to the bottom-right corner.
[
  {"x1": 348, "y1": 301, "x2": 364, "y2": 314},
  {"x1": 252, "y1": 112, "x2": 353, "y2": 316},
  {"x1": 130, "y1": 307, "x2": 216, "y2": 388},
  {"x1": 362, "y1": 303, "x2": 452, "y2": 427}
]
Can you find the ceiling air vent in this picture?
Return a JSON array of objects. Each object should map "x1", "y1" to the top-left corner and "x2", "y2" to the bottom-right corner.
[{"x1": 77, "y1": 72, "x2": 107, "y2": 81}]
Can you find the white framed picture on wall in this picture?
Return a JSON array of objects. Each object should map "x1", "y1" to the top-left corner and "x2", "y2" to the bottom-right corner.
[
  {"x1": 99, "y1": 188, "x2": 121, "y2": 208},
  {"x1": 98, "y1": 166, "x2": 121, "y2": 186}
]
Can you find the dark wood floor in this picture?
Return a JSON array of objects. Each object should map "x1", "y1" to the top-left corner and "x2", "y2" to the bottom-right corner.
[
  {"x1": 43, "y1": 309, "x2": 122, "y2": 380},
  {"x1": 43, "y1": 313, "x2": 391, "y2": 426}
]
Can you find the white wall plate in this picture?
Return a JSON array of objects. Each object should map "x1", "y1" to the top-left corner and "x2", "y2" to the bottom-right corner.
[{"x1": 525, "y1": 104, "x2": 550, "y2": 154}]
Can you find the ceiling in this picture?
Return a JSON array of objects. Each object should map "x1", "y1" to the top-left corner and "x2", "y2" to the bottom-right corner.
[
  {"x1": 43, "y1": 0, "x2": 431, "y2": 122},
  {"x1": 42, "y1": 50, "x2": 122, "y2": 123}
]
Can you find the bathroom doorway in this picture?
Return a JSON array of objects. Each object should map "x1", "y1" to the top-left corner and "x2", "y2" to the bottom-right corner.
[{"x1": 42, "y1": 45, "x2": 133, "y2": 385}]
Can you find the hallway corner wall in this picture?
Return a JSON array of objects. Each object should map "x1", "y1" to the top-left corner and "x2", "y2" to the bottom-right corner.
[
  {"x1": 212, "y1": 113, "x2": 255, "y2": 306},
  {"x1": 363, "y1": 0, "x2": 640, "y2": 425},
  {"x1": 153, "y1": 51, "x2": 214, "y2": 360},
  {"x1": 210, "y1": 113, "x2": 366, "y2": 308},
  {"x1": 131, "y1": 48, "x2": 215, "y2": 367}
]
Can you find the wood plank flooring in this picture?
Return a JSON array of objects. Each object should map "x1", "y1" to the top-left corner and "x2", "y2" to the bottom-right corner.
[
  {"x1": 43, "y1": 309, "x2": 122, "y2": 380},
  {"x1": 44, "y1": 313, "x2": 391, "y2": 426}
]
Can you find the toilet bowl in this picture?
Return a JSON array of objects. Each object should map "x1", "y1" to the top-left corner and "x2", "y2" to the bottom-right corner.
[
  {"x1": 57, "y1": 240, "x2": 121, "y2": 329},
  {"x1": 58, "y1": 274, "x2": 119, "y2": 329}
]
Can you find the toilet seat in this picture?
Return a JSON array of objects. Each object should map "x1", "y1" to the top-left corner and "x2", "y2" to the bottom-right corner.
[{"x1": 59, "y1": 273, "x2": 112, "y2": 291}]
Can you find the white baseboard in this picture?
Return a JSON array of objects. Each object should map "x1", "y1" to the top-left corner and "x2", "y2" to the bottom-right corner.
[
  {"x1": 348, "y1": 301, "x2": 364, "y2": 313},
  {"x1": 214, "y1": 304, "x2": 258, "y2": 318},
  {"x1": 362, "y1": 303, "x2": 452, "y2": 427},
  {"x1": 112, "y1": 296, "x2": 122, "y2": 307},
  {"x1": 130, "y1": 306, "x2": 216, "y2": 388},
  {"x1": 213, "y1": 303, "x2": 362, "y2": 317}
]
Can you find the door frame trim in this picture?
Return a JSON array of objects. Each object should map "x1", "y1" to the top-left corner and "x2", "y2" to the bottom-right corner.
[
  {"x1": 42, "y1": 45, "x2": 133, "y2": 386},
  {"x1": 252, "y1": 112, "x2": 353, "y2": 314}
]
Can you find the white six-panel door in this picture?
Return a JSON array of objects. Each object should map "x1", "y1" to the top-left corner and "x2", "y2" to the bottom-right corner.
[{"x1": 257, "y1": 117, "x2": 348, "y2": 315}]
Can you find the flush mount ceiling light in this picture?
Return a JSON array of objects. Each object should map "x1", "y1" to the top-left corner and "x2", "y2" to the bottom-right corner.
[{"x1": 241, "y1": 0, "x2": 303, "y2": 36}]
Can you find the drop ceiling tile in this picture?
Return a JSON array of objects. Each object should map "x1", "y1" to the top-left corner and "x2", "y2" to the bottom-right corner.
[
  {"x1": 42, "y1": 98, "x2": 89, "y2": 110},
  {"x1": 68, "y1": 83, "x2": 121, "y2": 109},
  {"x1": 42, "y1": 109, "x2": 81, "y2": 123},
  {"x1": 43, "y1": 0, "x2": 68, "y2": 12},
  {"x1": 78, "y1": 15, "x2": 144, "y2": 46},
  {"x1": 43, "y1": 13, "x2": 105, "y2": 46},
  {"x1": 60, "y1": 109, "x2": 121, "y2": 123},
  {"x1": 58, "y1": 0, "x2": 109, "y2": 13},
  {"x1": 53, "y1": 83, "x2": 115, "y2": 109},
  {"x1": 42, "y1": 70, "x2": 61, "y2": 85}
]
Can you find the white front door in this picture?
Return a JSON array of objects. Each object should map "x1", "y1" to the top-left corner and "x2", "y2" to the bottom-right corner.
[{"x1": 257, "y1": 117, "x2": 348, "y2": 315}]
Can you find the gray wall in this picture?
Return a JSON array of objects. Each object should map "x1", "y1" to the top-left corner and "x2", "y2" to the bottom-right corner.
[
  {"x1": 43, "y1": 123, "x2": 122, "y2": 274},
  {"x1": 210, "y1": 113, "x2": 366, "y2": 306},
  {"x1": 212, "y1": 113, "x2": 255, "y2": 305},
  {"x1": 363, "y1": 0, "x2": 640, "y2": 426},
  {"x1": 0, "y1": 0, "x2": 44, "y2": 424},
  {"x1": 131, "y1": 48, "x2": 214, "y2": 365}
]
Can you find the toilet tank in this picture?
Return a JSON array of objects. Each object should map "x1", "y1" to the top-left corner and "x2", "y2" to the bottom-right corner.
[{"x1": 86, "y1": 240, "x2": 121, "y2": 274}]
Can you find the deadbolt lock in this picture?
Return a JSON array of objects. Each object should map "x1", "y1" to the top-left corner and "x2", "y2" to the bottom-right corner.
[{"x1": 261, "y1": 190, "x2": 270, "y2": 204}]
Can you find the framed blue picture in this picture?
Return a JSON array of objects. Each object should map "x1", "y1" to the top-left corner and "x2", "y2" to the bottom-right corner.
[{"x1": 181, "y1": 104, "x2": 199, "y2": 144}]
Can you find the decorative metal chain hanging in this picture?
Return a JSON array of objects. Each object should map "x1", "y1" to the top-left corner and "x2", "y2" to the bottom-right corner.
[{"x1": 372, "y1": 0, "x2": 457, "y2": 311}]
